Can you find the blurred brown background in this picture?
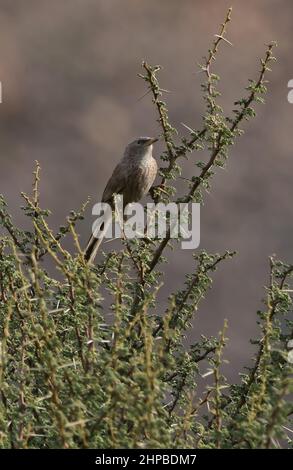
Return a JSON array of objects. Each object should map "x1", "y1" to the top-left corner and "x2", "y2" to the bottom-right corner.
[{"x1": 0, "y1": 0, "x2": 292, "y2": 380}]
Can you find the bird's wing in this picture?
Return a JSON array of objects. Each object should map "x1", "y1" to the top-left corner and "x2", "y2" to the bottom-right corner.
[{"x1": 102, "y1": 161, "x2": 126, "y2": 203}]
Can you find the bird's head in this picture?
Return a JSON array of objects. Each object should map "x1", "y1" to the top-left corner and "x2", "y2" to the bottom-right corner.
[{"x1": 125, "y1": 137, "x2": 158, "y2": 158}]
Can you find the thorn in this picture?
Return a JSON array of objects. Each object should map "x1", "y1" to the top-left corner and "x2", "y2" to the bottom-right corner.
[
  {"x1": 136, "y1": 88, "x2": 152, "y2": 102},
  {"x1": 214, "y1": 35, "x2": 233, "y2": 46},
  {"x1": 181, "y1": 122, "x2": 197, "y2": 133}
]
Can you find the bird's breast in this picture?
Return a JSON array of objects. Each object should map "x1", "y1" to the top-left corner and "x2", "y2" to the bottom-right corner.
[{"x1": 124, "y1": 157, "x2": 157, "y2": 205}]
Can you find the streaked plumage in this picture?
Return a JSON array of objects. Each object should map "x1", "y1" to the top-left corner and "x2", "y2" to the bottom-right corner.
[{"x1": 84, "y1": 137, "x2": 158, "y2": 263}]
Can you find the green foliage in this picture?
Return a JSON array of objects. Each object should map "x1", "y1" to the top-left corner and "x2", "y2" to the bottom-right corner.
[{"x1": 0, "y1": 9, "x2": 291, "y2": 449}]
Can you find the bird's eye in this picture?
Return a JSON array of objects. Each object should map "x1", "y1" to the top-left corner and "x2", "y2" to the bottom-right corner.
[{"x1": 137, "y1": 139, "x2": 145, "y2": 145}]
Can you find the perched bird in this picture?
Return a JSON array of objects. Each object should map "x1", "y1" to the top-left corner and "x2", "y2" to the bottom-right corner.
[{"x1": 84, "y1": 137, "x2": 158, "y2": 263}]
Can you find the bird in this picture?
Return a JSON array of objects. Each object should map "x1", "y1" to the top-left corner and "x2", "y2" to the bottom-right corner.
[{"x1": 84, "y1": 136, "x2": 158, "y2": 263}]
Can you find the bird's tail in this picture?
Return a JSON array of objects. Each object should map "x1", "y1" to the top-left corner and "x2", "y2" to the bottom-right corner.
[{"x1": 84, "y1": 211, "x2": 112, "y2": 264}]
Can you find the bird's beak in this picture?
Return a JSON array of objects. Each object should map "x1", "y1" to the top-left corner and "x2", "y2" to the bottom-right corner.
[{"x1": 146, "y1": 137, "x2": 158, "y2": 146}]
